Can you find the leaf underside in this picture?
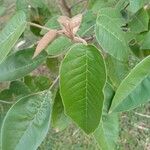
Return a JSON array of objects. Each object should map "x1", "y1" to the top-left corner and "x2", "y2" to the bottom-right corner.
[
  {"x1": 1, "y1": 90, "x2": 52, "y2": 150},
  {"x1": 110, "y1": 55, "x2": 150, "y2": 112}
]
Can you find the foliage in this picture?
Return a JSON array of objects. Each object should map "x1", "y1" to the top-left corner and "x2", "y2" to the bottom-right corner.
[{"x1": 0, "y1": 0, "x2": 150, "y2": 149}]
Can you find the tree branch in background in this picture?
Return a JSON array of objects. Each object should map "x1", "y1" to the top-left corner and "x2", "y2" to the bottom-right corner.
[
  {"x1": 28, "y1": 22, "x2": 50, "y2": 31},
  {"x1": 57, "y1": 0, "x2": 71, "y2": 17},
  {"x1": 50, "y1": 76, "x2": 59, "y2": 90}
]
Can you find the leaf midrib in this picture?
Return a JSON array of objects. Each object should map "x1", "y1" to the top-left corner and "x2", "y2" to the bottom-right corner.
[{"x1": 85, "y1": 49, "x2": 88, "y2": 132}]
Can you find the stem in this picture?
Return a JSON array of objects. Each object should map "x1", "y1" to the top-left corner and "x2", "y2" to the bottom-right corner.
[
  {"x1": 135, "y1": 112, "x2": 150, "y2": 118},
  {"x1": 57, "y1": 0, "x2": 71, "y2": 17},
  {"x1": 0, "y1": 100, "x2": 14, "y2": 104},
  {"x1": 50, "y1": 76, "x2": 60, "y2": 90},
  {"x1": 28, "y1": 22, "x2": 51, "y2": 31}
]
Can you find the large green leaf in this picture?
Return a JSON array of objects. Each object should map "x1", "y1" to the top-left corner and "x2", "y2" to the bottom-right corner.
[
  {"x1": 110, "y1": 55, "x2": 150, "y2": 112},
  {"x1": 96, "y1": 8, "x2": 130, "y2": 61},
  {"x1": 1, "y1": 90, "x2": 52, "y2": 150},
  {"x1": 0, "y1": 11, "x2": 26, "y2": 64},
  {"x1": 0, "y1": 48, "x2": 47, "y2": 81},
  {"x1": 128, "y1": 8, "x2": 149, "y2": 33},
  {"x1": 94, "y1": 84, "x2": 119, "y2": 150},
  {"x1": 60, "y1": 44, "x2": 106, "y2": 134},
  {"x1": 0, "y1": 81, "x2": 31, "y2": 140}
]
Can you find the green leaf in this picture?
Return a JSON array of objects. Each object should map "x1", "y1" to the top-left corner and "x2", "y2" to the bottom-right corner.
[
  {"x1": 128, "y1": 9, "x2": 149, "y2": 33},
  {"x1": 0, "y1": 81, "x2": 31, "y2": 101},
  {"x1": 46, "y1": 58, "x2": 60, "y2": 78},
  {"x1": 9, "y1": 81, "x2": 31, "y2": 96},
  {"x1": 128, "y1": 0, "x2": 149, "y2": 13},
  {"x1": 96, "y1": 8, "x2": 130, "y2": 61},
  {"x1": 140, "y1": 31, "x2": 150, "y2": 50},
  {"x1": 8, "y1": 81, "x2": 31, "y2": 100},
  {"x1": 0, "y1": 89, "x2": 13, "y2": 101},
  {"x1": 52, "y1": 90, "x2": 70, "y2": 131},
  {"x1": 0, "y1": 48, "x2": 47, "y2": 82},
  {"x1": 1, "y1": 90, "x2": 52, "y2": 150},
  {"x1": 60, "y1": 44, "x2": 106, "y2": 134},
  {"x1": 94, "y1": 84, "x2": 119, "y2": 150},
  {"x1": 0, "y1": 11, "x2": 26, "y2": 64},
  {"x1": 46, "y1": 36, "x2": 72, "y2": 56},
  {"x1": 110, "y1": 55, "x2": 150, "y2": 112}
]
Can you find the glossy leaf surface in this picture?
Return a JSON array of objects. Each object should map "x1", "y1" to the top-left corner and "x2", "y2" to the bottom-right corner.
[{"x1": 60, "y1": 44, "x2": 106, "y2": 134}]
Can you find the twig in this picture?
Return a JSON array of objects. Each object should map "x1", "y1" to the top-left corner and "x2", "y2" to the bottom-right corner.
[
  {"x1": 134, "y1": 123, "x2": 149, "y2": 131},
  {"x1": 50, "y1": 76, "x2": 60, "y2": 90},
  {"x1": 83, "y1": 35, "x2": 95, "y2": 42},
  {"x1": 57, "y1": 0, "x2": 71, "y2": 17},
  {"x1": 0, "y1": 100, "x2": 14, "y2": 104},
  {"x1": 144, "y1": 3, "x2": 150, "y2": 10},
  {"x1": 28, "y1": 22, "x2": 51, "y2": 31},
  {"x1": 28, "y1": 22, "x2": 93, "y2": 46},
  {"x1": 135, "y1": 112, "x2": 150, "y2": 119}
]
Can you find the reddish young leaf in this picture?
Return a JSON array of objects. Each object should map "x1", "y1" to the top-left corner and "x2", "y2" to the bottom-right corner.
[
  {"x1": 57, "y1": 16, "x2": 70, "y2": 30},
  {"x1": 33, "y1": 30, "x2": 57, "y2": 58},
  {"x1": 57, "y1": 14, "x2": 86, "y2": 45},
  {"x1": 57, "y1": 14, "x2": 82, "y2": 39},
  {"x1": 71, "y1": 14, "x2": 82, "y2": 35}
]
